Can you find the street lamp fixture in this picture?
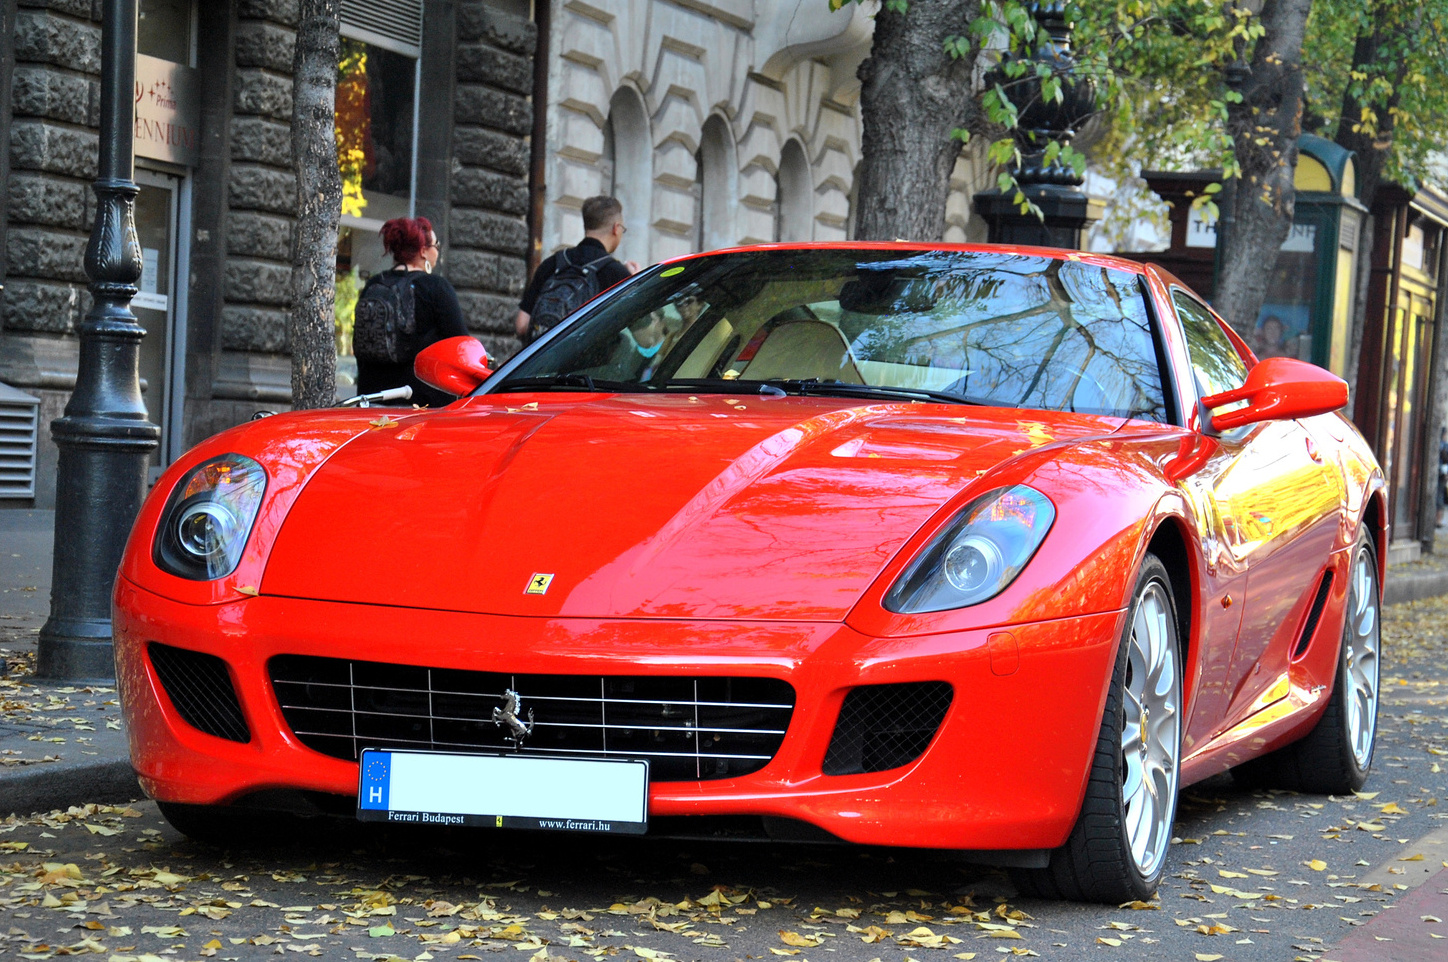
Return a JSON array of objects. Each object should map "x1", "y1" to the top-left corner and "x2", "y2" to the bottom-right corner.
[{"x1": 36, "y1": 0, "x2": 161, "y2": 682}]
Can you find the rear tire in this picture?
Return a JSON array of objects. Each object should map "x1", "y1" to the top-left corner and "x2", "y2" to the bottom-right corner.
[
  {"x1": 1231, "y1": 535, "x2": 1379, "y2": 794},
  {"x1": 1012, "y1": 554, "x2": 1182, "y2": 903}
]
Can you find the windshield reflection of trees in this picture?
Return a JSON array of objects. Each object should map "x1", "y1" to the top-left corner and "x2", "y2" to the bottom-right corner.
[
  {"x1": 847, "y1": 258, "x2": 1166, "y2": 421},
  {"x1": 513, "y1": 251, "x2": 1168, "y2": 422}
]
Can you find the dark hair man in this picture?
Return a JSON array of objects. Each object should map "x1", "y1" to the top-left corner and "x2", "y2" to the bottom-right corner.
[{"x1": 515, "y1": 195, "x2": 641, "y2": 343}]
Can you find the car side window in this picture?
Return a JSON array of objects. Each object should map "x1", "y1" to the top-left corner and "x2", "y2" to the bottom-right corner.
[{"x1": 1172, "y1": 292, "x2": 1248, "y2": 401}]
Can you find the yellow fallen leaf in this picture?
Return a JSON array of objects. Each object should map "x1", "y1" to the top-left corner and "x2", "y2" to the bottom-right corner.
[
  {"x1": 83, "y1": 823, "x2": 118, "y2": 836},
  {"x1": 1357, "y1": 822, "x2": 1387, "y2": 832},
  {"x1": 768, "y1": 951, "x2": 799, "y2": 957},
  {"x1": 1354, "y1": 791, "x2": 1380, "y2": 800},
  {"x1": 1196, "y1": 955, "x2": 1224, "y2": 962},
  {"x1": 778, "y1": 931, "x2": 821, "y2": 948},
  {"x1": 1218, "y1": 870, "x2": 1248, "y2": 878},
  {"x1": 953, "y1": 955, "x2": 978, "y2": 961},
  {"x1": 369, "y1": 416, "x2": 399, "y2": 428},
  {"x1": 236, "y1": 585, "x2": 259, "y2": 596},
  {"x1": 1098, "y1": 937, "x2": 1123, "y2": 946},
  {"x1": 1378, "y1": 803, "x2": 1409, "y2": 815},
  {"x1": 1399, "y1": 853, "x2": 1425, "y2": 861},
  {"x1": 1307, "y1": 860, "x2": 1327, "y2": 871}
]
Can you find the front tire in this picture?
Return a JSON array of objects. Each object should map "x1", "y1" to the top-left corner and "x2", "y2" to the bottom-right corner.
[
  {"x1": 157, "y1": 801, "x2": 301, "y2": 848},
  {"x1": 1013, "y1": 554, "x2": 1183, "y2": 903}
]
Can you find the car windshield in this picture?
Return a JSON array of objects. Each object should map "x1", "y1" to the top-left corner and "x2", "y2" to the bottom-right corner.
[{"x1": 496, "y1": 248, "x2": 1168, "y2": 421}]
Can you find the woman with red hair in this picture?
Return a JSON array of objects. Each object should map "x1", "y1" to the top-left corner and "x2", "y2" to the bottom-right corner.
[{"x1": 355, "y1": 217, "x2": 470, "y2": 406}]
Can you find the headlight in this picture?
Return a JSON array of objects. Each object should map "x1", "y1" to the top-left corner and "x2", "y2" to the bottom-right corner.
[
  {"x1": 884, "y1": 485, "x2": 1055, "y2": 613},
  {"x1": 153, "y1": 454, "x2": 267, "y2": 580}
]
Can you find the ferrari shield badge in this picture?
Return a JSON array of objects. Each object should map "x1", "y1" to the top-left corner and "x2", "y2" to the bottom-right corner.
[{"x1": 525, "y1": 573, "x2": 554, "y2": 595}]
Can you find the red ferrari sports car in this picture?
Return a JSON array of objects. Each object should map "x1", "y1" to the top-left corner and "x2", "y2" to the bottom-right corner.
[{"x1": 114, "y1": 243, "x2": 1384, "y2": 903}]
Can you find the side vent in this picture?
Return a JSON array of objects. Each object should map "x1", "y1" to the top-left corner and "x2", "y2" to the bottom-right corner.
[
  {"x1": 149, "y1": 643, "x2": 251, "y2": 743},
  {"x1": 823, "y1": 682, "x2": 953, "y2": 775},
  {"x1": 1293, "y1": 571, "x2": 1334, "y2": 660},
  {"x1": 0, "y1": 383, "x2": 40, "y2": 500}
]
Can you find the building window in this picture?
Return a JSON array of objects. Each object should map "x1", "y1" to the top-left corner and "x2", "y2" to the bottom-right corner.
[
  {"x1": 696, "y1": 115, "x2": 738, "y2": 252},
  {"x1": 605, "y1": 87, "x2": 653, "y2": 265},
  {"x1": 777, "y1": 139, "x2": 813, "y2": 242},
  {"x1": 138, "y1": 0, "x2": 193, "y2": 64},
  {"x1": 334, "y1": 2, "x2": 423, "y2": 357}
]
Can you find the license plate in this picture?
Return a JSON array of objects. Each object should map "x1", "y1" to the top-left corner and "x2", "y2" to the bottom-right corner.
[{"x1": 356, "y1": 749, "x2": 649, "y2": 834}]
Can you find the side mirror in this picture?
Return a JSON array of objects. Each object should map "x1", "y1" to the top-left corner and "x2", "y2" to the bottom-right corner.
[
  {"x1": 1200, "y1": 356, "x2": 1348, "y2": 432},
  {"x1": 414, "y1": 336, "x2": 493, "y2": 396}
]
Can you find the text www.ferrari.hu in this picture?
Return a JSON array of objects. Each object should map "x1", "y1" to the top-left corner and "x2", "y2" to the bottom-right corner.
[{"x1": 539, "y1": 819, "x2": 613, "y2": 832}]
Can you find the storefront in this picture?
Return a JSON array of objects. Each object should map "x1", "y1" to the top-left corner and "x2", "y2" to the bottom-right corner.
[{"x1": 1353, "y1": 185, "x2": 1448, "y2": 555}]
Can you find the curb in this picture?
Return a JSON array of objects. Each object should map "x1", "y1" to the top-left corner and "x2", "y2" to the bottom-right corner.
[
  {"x1": 0, "y1": 758, "x2": 140, "y2": 817},
  {"x1": 1384, "y1": 568, "x2": 1448, "y2": 607}
]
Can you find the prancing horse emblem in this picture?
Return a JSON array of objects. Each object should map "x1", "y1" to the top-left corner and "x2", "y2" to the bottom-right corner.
[{"x1": 492, "y1": 689, "x2": 534, "y2": 748}]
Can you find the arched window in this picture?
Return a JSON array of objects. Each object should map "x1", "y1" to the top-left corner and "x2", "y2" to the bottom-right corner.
[
  {"x1": 776, "y1": 139, "x2": 813, "y2": 242},
  {"x1": 604, "y1": 86, "x2": 652, "y2": 264},
  {"x1": 696, "y1": 115, "x2": 738, "y2": 252}
]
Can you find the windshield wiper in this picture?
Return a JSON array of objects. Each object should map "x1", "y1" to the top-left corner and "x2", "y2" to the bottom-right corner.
[
  {"x1": 494, "y1": 374, "x2": 644, "y2": 393},
  {"x1": 769, "y1": 379, "x2": 985, "y2": 406},
  {"x1": 653, "y1": 378, "x2": 787, "y2": 397}
]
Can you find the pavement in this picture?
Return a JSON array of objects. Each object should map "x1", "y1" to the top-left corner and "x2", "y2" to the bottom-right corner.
[{"x1": 3, "y1": 508, "x2": 1448, "y2": 960}]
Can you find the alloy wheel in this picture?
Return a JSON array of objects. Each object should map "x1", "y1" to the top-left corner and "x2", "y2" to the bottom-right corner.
[
  {"x1": 1120, "y1": 581, "x2": 1180, "y2": 879},
  {"x1": 1344, "y1": 547, "x2": 1380, "y2": 769}
]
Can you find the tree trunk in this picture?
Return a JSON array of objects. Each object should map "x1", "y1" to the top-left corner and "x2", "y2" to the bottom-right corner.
[
  {"x1": 1212, "y1": 0, "x2": 1313, "y2": 332},
  {"x1": 289, "y1": 0, "x2": 342, "y2": 409},
  {"x1": 853, "y1": 0, "x2": 983, "y2": 242}
]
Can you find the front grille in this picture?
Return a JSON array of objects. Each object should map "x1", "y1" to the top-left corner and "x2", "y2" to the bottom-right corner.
[
  {"x1": 269, "y1": 656, "x2": 795, "y2": 782},
  {"x1": 149, "y1": 643, "x2": 251, "y2": 743},
  {"x1": 822, "y1": 682, "x2": 952, "y2": 775}
]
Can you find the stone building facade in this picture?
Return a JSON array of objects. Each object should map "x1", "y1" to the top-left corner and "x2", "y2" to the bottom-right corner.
[
  {"x1": 0, "y1": 0, "x2": 535, "y2": 507},
  {"x1": 0, "y1": 0, "x2": 1000, "y2": 509}
]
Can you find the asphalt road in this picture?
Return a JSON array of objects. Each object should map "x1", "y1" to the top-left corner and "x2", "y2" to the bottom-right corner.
[{"x1": 3, "y1": 597, "x2": 1447, "y2": 962}]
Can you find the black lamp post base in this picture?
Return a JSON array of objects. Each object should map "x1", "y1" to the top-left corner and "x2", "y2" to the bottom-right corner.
[{"x1": 36, "y1": 617, "x2": 118, "y2": 684}]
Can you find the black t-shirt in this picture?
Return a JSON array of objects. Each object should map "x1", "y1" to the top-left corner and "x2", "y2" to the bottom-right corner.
[
  {"x1": 355, "y1": 267, "x2": 470, "y2": 407},
  {"x1": 518, "y1": 237, "x2": 631, "y2": 314}
]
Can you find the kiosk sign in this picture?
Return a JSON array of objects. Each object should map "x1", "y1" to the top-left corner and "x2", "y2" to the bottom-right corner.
[{"x1": 135, "y1": 54, "x2": 200, "y2": 167}]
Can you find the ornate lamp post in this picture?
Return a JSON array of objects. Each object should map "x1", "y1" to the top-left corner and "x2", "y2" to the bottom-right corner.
[
  {"x1": 973, "y1": 1, "x2": 1102, "y2": 248},
  {"x1": 36, "y1": 0, "x2": 160, "y2": 682}
]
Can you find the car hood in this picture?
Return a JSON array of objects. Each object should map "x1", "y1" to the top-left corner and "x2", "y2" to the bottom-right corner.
[{"x1": 261, "y1": 393, "x2": 1124, "y2": 620}]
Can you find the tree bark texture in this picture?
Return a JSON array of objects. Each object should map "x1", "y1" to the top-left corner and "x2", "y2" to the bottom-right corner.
[
  {"x1": 289, "y1": 0, "x2": 342, "y2": 410},
  {"x1": 1213, "y1": 0, "x2": 1314, "y2": 332},
  {"x1": 853, "y1": 0, "x2": 983, "y2": 242}
]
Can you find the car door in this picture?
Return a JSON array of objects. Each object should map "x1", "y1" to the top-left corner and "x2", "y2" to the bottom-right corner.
[
  {"x1": 1167, "y1": 290, "x2": 1251, "y2": 755},
  {"x1": 1171, "y1": 292, "x2": 1342, "y2": 736}
]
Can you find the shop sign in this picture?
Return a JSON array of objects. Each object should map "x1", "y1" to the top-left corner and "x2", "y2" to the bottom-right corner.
[
  {"x1": 135, "y1": 54, "x2": 200, "y2": 167},
  {"x1": 1187, "y1": 208, "x2": 1317, "y2": 253}
]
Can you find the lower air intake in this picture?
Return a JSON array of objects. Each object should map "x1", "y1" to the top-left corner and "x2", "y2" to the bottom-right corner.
[
  {"x1": 822, "y1": 681, "x2": 953, "y2": 775},
  {"x1": 149, "y1": 643, "x2": 250, "y2": 743}
]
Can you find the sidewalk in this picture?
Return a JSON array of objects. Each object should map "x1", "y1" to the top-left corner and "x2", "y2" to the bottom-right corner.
[
  {"x1": 2, "y1": 508, "x2": 1448, "y2": 820},
  {"x1": 0, "y1": 510, "x2": 138, "y2": 814}
]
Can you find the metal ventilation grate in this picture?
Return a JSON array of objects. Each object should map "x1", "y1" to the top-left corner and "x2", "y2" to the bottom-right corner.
[
  {"x1": 269, "y1": 656, "x2": 796, "y2": 782},
  {"x1": 822, "y1": 682, "x2": 954, "y2": 775},
  {"x1": 341, "y1": 0, "x2": 423, "y2": 57},
  {"x1": 149, "y1": 643, "x2": 251, "y2": 743},
  {"x1": 0, "y1": 383, "x2": 40, "y2": 500}
]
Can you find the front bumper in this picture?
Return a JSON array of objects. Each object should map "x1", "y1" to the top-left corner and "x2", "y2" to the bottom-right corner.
[{"x1": 114, "y1": 577, "x2": 1123, "y2": 851}]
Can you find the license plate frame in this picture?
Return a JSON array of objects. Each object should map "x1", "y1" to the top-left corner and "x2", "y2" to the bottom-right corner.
[{"x1": 356, "y1": 748, "x2": 649, "y2": 834}]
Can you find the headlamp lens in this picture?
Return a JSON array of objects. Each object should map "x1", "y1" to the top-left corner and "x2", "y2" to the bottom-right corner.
[
  {"x1": 154, "y1": 454, "x2": 266, "y2": 580},
  {"x1": 885, "y1": 485, "x2": 1055, "y2": 613}
]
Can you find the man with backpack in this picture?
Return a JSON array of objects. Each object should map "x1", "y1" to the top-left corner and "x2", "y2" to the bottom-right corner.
[{"x1": 515, "y1": 196, "x2": 640, "y2": 345}]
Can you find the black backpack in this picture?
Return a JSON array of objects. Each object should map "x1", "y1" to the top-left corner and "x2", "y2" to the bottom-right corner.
[
  {"x1": 353, "y1": 271, "x2": 418, "y2": 364},
  {"x1": 527, "y1": 251, "x2": 613, "y2": 343}
]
